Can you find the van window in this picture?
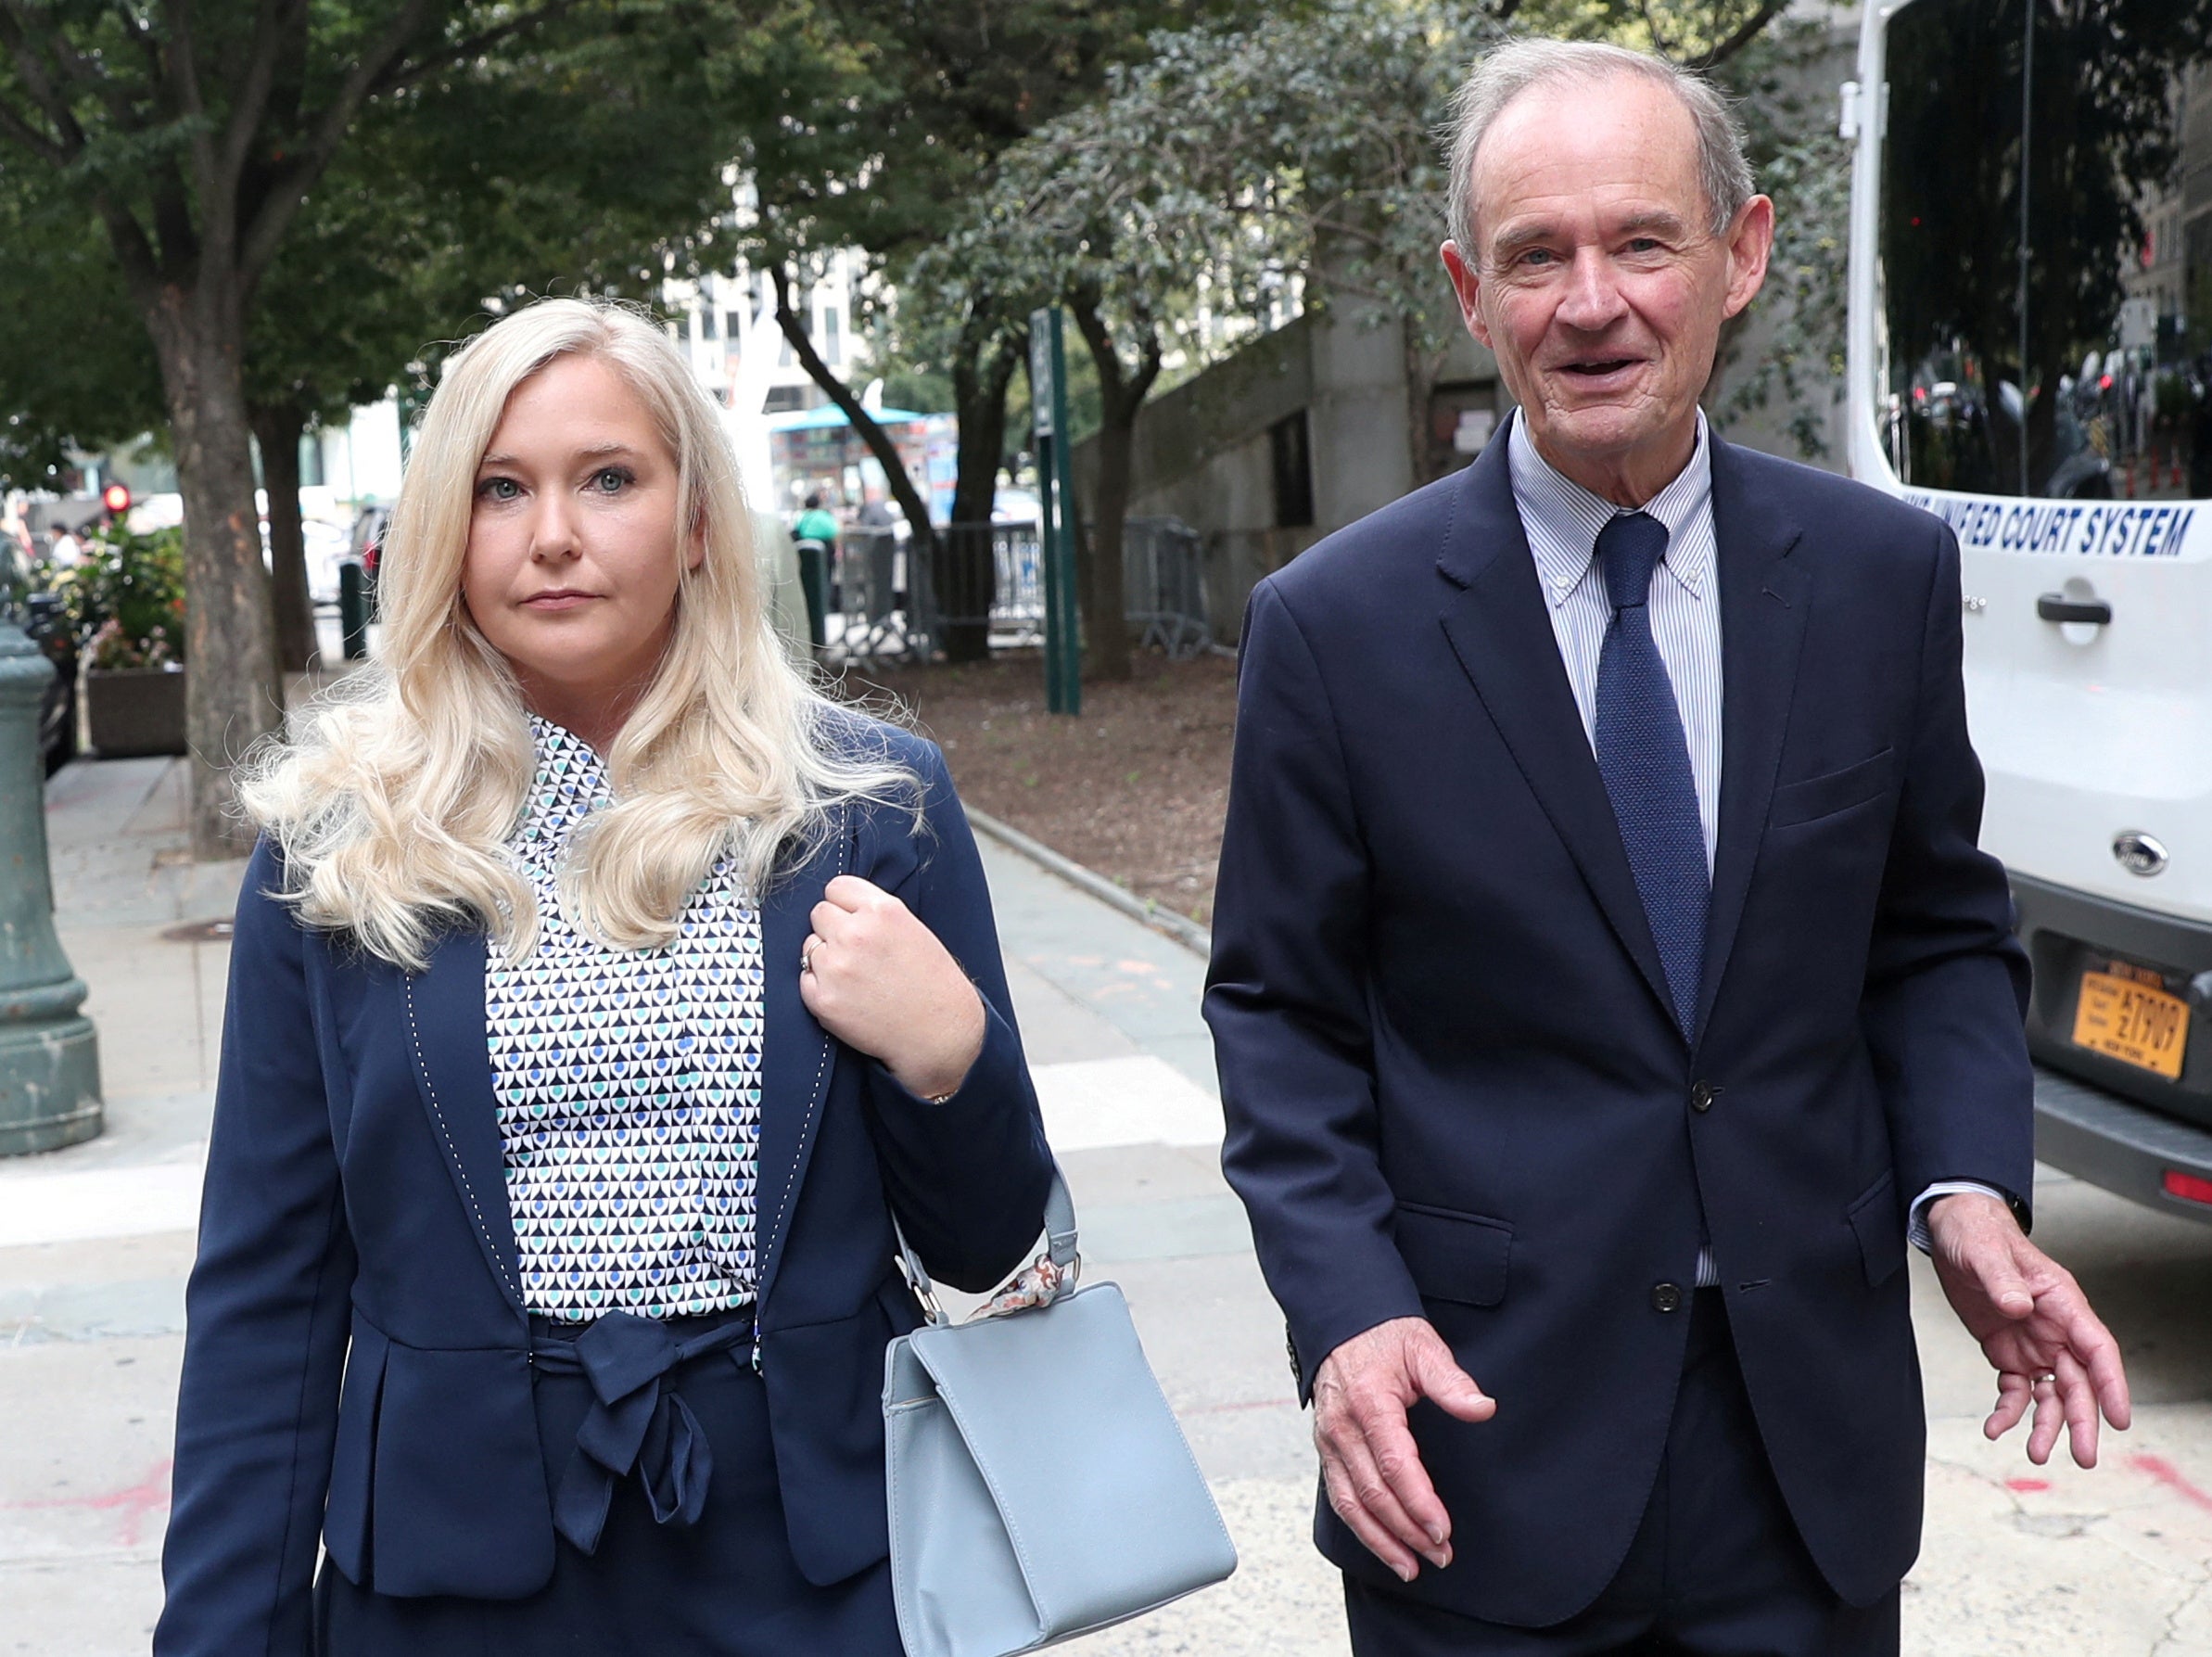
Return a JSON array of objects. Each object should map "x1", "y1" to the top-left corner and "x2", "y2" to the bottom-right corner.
[{"x1": 1879, "y1": 0, "x2": 2212, "y2": 499}]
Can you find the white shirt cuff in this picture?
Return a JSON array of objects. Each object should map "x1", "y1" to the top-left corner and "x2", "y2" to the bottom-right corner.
[{"x1": 1907, "y1": 1180, "x2": 2007, "y2": 1253}]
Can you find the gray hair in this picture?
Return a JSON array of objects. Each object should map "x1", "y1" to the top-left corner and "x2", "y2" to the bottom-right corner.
[{"x1": 1443, "y1": 38, "x2": 1756, "y2": 257}]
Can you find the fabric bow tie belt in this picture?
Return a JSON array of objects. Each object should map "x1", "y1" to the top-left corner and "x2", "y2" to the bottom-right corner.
[{"x1": 531, "y1": 1309, "x2": 755, "y2": 1555}]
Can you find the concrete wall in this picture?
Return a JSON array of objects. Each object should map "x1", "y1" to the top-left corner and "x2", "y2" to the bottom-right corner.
[{"x1": 1074, "y1": 302, "x2": 1504, "y2": 644}]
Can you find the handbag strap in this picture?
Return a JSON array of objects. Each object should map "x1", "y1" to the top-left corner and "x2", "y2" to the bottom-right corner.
[{"x1": 893, "y1": 1165, "x2": 1078, "y2": 1329}]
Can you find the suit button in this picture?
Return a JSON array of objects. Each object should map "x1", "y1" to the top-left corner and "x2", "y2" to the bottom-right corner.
[
  {"x1": 1652, "y1": 1282, "x2": 1684, "y2": 1313},
  {"x1": 1689, "y1": 1080, "x2": 1717, "y2": 1114}
]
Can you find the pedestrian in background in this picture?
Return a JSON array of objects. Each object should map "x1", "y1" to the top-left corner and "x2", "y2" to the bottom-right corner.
[
  {"x1": 793, "y1": 489, "x2": 841, "y2": 549},
  {"x1": 153, "y1": 297, "x2": 1053, "y2": 1655},
  {"x1": 1208, "y1": 39, "x2": 2129, "y2": 1656}
]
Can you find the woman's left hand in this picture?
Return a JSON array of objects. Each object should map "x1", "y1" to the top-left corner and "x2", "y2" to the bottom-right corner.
[{"x1": 799, "y1": 874, "x2": 986, "y2": 1100}]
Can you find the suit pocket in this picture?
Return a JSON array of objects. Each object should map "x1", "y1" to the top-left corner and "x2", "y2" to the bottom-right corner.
[
  {"x1": 1769, "y1": 747, "x2": 1895, "y2": 830},
  {"x1": 1846, "y1": 1170, "x2": 1907, "y2": 1288},
  {"x1": 1393, "y1": 1203, "x2": 1513, "y2": 1307}
]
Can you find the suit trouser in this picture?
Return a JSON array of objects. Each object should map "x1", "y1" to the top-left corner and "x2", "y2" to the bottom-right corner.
[{"x1": 1344, "y1": 1290, "x2": 1901, "y2": 1657}]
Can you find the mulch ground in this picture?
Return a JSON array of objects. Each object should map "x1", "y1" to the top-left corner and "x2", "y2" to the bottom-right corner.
[{"x1": 836, "y1": 649, "x2": 1239, "y2": 927}]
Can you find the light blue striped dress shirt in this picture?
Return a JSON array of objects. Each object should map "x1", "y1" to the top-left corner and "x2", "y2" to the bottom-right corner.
[
  {"x1": 1507, "y1": 406, "x2": 1723, "y2": 872},
  {"x1": 1503, "y1": 409, "x2": 1983, "y2": 1279}
]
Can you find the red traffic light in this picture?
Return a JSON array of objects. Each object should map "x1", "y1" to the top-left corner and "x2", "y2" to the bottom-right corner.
[{"x1": 101, "y1": 482, "x2": 132, "y2": 516}]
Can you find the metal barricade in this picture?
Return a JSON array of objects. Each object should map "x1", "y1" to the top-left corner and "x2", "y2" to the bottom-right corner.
[
  {"x1": 929, "y1": 522, "x2": 1045, "y2": 650},
  {"x1": 821, "y1": 515, "x2": 1208, "y2": 664},
  {"x1": 827, "y1": 527, "x2": 921, "y2": 664},
  {"x1": 1122, "y1": 516, "x2": 1211, "y2": 658}
]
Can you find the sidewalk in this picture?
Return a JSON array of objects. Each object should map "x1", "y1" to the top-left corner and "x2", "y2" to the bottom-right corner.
[
  {"x1": 5, "y1": 758, "x2": 2212, "y2": 1654},
  {"x1": 0, "y1": 758, "x2": 1337, "y2": 1656}
]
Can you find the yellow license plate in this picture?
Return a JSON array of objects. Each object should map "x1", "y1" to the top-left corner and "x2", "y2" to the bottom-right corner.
[{"x1": 2072, "y1": 967, "x2": 2190, "y2": 1080}]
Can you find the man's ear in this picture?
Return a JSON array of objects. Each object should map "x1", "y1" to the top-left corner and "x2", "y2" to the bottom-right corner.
[
  {"x1": 1722, "y1": 196, "x2": 1775, "y2": 320},
  {"x1": 1441, "y1": 241, "x2": 1493, "y2": 350}
]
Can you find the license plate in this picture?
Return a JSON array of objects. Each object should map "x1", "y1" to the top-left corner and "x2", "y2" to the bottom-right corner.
[{"x1": 2071, "y1": 965, "x2": 2190, "y2": 1080}]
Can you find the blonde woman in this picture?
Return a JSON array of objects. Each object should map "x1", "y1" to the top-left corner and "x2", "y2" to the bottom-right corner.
[{"x1": 152, "y1": 299, "x2": 1053, "y2": 1655}]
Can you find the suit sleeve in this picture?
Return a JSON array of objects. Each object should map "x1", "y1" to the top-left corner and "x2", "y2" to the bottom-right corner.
[
  {"x1": 1859, "y1": 523, "x2": 2037, "y2": 1222},
  {"x1": 155, "y1": 839, "x2": 357, "y2": 1657},
  {"x1": 1206, "y1": 581, "x2": 1424, "y2": 1400},
  {"x1": 861, "y1": 739, "x2": 1055, "y2": 1294}
]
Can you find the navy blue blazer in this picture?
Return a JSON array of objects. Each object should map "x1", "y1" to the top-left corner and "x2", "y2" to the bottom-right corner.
[
  {"x1": 1206, "y1": 433, "x2": 2034, "y2": 1625},
  {"x1": 154, "y1": 722, "x2": 1053, "y2": 1655}
]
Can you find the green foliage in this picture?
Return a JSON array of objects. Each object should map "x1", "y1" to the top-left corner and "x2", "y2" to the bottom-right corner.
[
  {"x1": 46, "y1": 524, "x2": 188, "y2": 666},
  {"x1": 904, "y1": 1, "x2": 1494, "y2": 407},
  {"x1": 1712, "y1": 16, "x2": 1855, "y2": 459},
  {"x1": 0, "y1": 159, "x2": 167, "y2": 486},
  {"x1": 903, "y1": 0, "x2": 1837, "y2": 459}
]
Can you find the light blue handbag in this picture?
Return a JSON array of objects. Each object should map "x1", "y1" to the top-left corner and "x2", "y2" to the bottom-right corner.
[{"x1": 883, "y1": 1169, "x2": 1239, "y2": 1657}]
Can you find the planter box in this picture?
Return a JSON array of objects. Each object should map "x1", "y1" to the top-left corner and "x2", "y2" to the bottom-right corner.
[{"x1": 85, "y1": 666, "x2": 187, "y2": 758}]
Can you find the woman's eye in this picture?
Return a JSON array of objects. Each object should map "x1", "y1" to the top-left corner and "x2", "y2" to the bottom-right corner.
[
  {"x1": 592, "y1": 468, "x2": 631, "y2": 494},
  {"x1": 477, "y1": 477, "x2": 520, "y2": 502}
]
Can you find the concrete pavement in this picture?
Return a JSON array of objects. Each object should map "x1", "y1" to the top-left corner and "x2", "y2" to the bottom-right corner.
[{"x1": 4, "y1": 754, "x2": 2211, "y2": 1652}]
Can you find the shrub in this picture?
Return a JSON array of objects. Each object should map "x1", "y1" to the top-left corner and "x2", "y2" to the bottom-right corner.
[{"x1": 49, "y1": 523, "x2": 186, "y2": 666}]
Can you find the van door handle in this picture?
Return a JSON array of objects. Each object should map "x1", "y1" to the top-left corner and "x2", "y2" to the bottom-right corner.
[{"x1": 2038, "y1": 594, "x2": 2112, "y2": 625}]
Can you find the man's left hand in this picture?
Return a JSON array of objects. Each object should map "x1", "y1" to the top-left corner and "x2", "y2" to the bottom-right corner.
[{"x1": 1927, "y1": 1192, "x2": 2132, "y2": 1467}]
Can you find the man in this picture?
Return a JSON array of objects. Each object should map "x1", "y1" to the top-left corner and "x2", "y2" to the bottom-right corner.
[{"x1": 1206, "y1": 39, "x2": 2131, "y2": 1656}]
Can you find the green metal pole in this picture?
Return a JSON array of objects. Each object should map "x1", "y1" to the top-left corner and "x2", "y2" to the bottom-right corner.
[
  {"x1": 1031, "y1": 306, "x2": 1082, "y2": 716},
  {"x1": 0, "y1": 620, "x2": 100, "y2": 1155}
]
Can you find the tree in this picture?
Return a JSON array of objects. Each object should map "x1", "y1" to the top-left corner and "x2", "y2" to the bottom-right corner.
[
  {"x1": 240, "y1": 10, "x2": 774, "y2": 672},
  {"x1": 730, "y1": 0, "x2": 1248, "y2": 662},
  {"x1": 909, "y1": 2, "x2": 1504, "y2": 676},
  {"x1": 1709, "y1": 15, "x2": 1853, "y2": 461},
  {"x1": 0, "y1": 167, "x2": 165, "y2": 488},
  {"x1": 0, "y1": 0, "x2": 776, "y2": 854}
]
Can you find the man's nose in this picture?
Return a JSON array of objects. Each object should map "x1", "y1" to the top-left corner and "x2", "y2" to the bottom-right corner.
[{"x1": 1555, "y1": 247, "x2": 1629, "y2": 333}]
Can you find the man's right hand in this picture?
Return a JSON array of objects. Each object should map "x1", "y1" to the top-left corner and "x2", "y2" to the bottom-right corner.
[{"x1": 1313, "y1": 1316, "x2": 1495, "y2": 1582}]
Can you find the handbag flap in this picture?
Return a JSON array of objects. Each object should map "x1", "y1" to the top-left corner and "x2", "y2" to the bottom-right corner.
[{"x1": 905, "y1": 1281, "x2": 1237, "y2": 1637}]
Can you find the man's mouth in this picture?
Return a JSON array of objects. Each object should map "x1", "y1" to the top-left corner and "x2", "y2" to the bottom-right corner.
[{"x1": 1559, "y1": 357, "x2": 1643, "y2": 379}]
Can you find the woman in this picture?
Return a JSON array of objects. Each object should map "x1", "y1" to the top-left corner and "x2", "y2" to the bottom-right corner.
[{"x1": 153, "y1": 299, "x2": 1054, "y2": 1654}]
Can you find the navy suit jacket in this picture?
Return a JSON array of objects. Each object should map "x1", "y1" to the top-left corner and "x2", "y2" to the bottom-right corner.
[
  {"x1": 1205, "y1": 433, "x2": 2035, "y2": 1625},
  {"x1": 154, "y1": 721, "x2": 1053, "y2": 1655}
]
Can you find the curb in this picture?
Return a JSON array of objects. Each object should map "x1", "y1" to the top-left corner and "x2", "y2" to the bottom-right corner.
[{"x1": 963, "y1": 805, "x2": 1213, "y2": 961}]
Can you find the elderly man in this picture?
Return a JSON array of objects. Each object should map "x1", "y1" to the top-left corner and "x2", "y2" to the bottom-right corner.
[{"x1": 1206, "y1": 38, "x2": 2131, "y2": 1656}]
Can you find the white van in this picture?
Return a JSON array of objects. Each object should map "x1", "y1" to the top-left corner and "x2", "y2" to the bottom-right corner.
[{"x1": 1845, "y1": 0, "x2": 2212, "y2": 1221}]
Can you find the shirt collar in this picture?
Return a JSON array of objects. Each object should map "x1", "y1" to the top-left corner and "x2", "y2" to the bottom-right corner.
[
  {"x1": 1507, "y1": 407, "x2": 1714, "y2": 606},
  {"x1": 513, "y1": 712, "x2": 611, "y2": 848}
]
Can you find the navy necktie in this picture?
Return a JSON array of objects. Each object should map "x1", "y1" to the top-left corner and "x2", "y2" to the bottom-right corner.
[{"x1": 1593, "y1": 511, "x2": 1709, "y2": 1036}]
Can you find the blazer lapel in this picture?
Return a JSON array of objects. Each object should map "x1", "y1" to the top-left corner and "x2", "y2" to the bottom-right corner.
[
  {"x1": 401, "y1": 930, "x2": 526, "y2": 1318},
  {"x1": 751, "y1": 809, "x2": 855, "y2": 1315},
  {"x1": 1693, "y1": 438, "x2": 1812, "y2": 1046},
  {"x1": 1437, "y1": 440, "x2": 1677, "y2": 1028}
]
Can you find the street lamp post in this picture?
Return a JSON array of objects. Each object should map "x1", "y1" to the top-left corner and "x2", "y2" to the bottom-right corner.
[{"x1": 0, "y1": 618, "x2": 100, "y2": 1156}]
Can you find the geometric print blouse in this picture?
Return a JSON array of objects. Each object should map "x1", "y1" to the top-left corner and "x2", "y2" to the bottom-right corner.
[{"x1": 486, "y1": 715, "x2": 767, "y2": 1322}]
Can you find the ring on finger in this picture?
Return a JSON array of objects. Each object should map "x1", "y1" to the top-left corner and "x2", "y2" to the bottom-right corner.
[{"x1": 801, "y1": 937, "x2": 820, "y2": 975}]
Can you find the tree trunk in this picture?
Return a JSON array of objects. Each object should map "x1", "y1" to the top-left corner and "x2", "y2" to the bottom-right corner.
[
  {"x1": 145, "y1": 288, "x2": 282, "y2": 859},
  {"x1": 941, "y1": 323, "x2": 1023, "y2": 665},
  {"x1": 253, "y1": 399, "x2": 318, "y2": 674},
  {"x1": 1068, "y1": 298, "x2": 1160, "y2": 684},
  {"x1": 771, "y1": 268, "x2": 941, "y2": 641}
]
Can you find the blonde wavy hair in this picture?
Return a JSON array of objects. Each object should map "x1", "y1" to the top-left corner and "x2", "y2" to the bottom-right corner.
[{"x1": 241, "y1": 297, "x2": 912, "y2": 969}]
